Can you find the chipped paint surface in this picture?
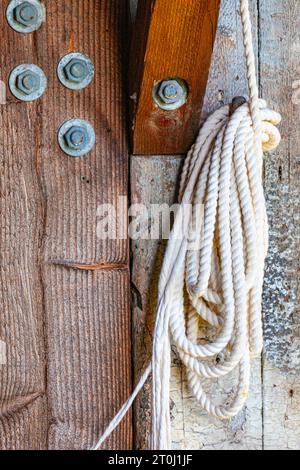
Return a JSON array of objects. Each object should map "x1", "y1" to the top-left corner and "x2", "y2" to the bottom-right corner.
[
  {"x1": 263, "y1": 365, "x2": 300, "y2": 450},
  {"x1": 261, "y1": 0, "x2": 300, "y2": 373},
  {"x1": 263, "y1": 175, "x2": 300, "y2": 372}
]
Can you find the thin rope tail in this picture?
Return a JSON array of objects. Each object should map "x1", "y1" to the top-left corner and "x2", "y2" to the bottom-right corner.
[
  {"x1": 93, "y1": 364, "x2": 152, "y2": 450},
  {"x1": 92, "y1": 0, "x2": 281, "y2": 450}
]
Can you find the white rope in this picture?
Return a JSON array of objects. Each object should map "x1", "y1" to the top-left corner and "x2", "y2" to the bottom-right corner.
[{"x1": 93, "y1": 0, "x2": 281, "y2": 451}]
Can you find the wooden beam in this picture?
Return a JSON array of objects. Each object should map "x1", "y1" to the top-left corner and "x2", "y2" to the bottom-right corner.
[
  {"x1": 37, "y1": 0, "x2": 132, "y2": 450},
  {"x1": 130, "y1": 0, "x2": 221, "y2": 155}
]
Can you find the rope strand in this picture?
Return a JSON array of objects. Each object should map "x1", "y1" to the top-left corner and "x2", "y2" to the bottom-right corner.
[{"x1": 93, "y1": 0, "x2": 281, "y2": 451}]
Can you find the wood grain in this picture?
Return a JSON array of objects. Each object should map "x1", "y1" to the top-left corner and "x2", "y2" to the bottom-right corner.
[
  {"x1": 131, "y1": 0, "x2": 221, "y2": 155},
  {"x1": 45, "y1": 266, "x2": 131, "y2": 450},
  {"x1": 40, "y1": 0, "x2": 132, "y2": 450},
  {"x1": 39, "y1": 0, "x2": 129, "y2": 265},
  {"x1": 131, "y1": 0, "x2": 263, "y2": 450},
  {"x1": 0, "y1": 0, "x2": 131, "y2": 450},
  {"x1": 0, "y1": 0, "x2": 48, "y2": 450},
  {"x1": 260, "y1": 0, "x2": 300, "y2": 450}
]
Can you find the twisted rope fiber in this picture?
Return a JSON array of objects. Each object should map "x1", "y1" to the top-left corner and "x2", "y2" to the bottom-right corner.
[{"x1": 94, "y1": 0, "x2": 281, "y2": 450}]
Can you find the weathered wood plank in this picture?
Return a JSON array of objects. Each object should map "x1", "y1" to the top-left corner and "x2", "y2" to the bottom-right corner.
[
  {"x1": 0, "y1": 0, "x2": 48, "y2": 450},
  {"x1": 45, "y1": 266, "x2": 131, "y2": 450},
  {"x1": 260, "y1": 0, "x2": 300, "y2": 450},
  {"x1": 0, "y1": 398, "x2": 47, "y2": 450},
  {"x1": 131, "y1": 0, "x2": 262, "y2": 450},
  {"x1": 0, "y1": 0, "x2": 131, "y2": 450},
  {"x1": 131, "y1": 0, "x2": 221, "y2": 155},
  {"x1": 39, "y1": 0, "x2": 129, "y2": 266},
  {"x1": 38, "y1": 0, "x2": 131, "y2": 449}
]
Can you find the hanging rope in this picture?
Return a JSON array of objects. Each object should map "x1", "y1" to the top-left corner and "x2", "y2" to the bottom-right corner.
[{"x1": 94, "y1": 0, "x2": 281, "y2": 451}]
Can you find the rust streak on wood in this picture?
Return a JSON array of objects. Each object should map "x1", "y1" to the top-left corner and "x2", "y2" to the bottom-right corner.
[
  {"x1": 130, "y1": 0, "x2": 221, "y2": 155},
  {"x1": 68, "y1": 31, "x2": 75, "y2": 52}
]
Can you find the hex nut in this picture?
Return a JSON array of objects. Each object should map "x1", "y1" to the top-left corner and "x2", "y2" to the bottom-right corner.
[
  {"x1": 64, "y1": 59, "x2": 89, "y2": 84},
  {"x1": 153, "y1": 78, "x2": 188, "y2": 111},
  {"x1": 14, "y1": 2, "x2": 38, "y2": 27},
  {"x1": 58, "y1": 119, "x2": 96, "y2": 157},
  {"x1": 57, "y1": 53, "x2": 95, "y2": 90},
  {"x1": 64, "y1": 126, "x2": 88, "y2": 151},
  {"x1": 9, "y1": 64, "x2": 47, "y2": 102},
  {"x1": 158, "y1": 80, "x2": 184, "y2": 104},
  {"x1": 6, "y1": 0, "x2": 45, "y2": 33},
  {"x1": 16, "y1": 71, "x2": 40, "y2": 95}
]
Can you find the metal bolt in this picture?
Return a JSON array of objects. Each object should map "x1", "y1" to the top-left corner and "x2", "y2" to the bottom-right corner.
[
  {"x1": 64, "y1": 59, "x2": 89, "y2": 84},
  {"x1": 64, "y1": 126, "x2": 88, "y2": 151},
  {"x1": 158, "y1": 80, "x2": 184, "y2": 105},
  {"x1": 57, "y1": 53, "x2": 95, "y2": 91},
  {"x1": 6, "y1": 0, "x2": 45, "y2": 33},
  {"x1": 230, "y1": 96, "x2": 247, "y2": 114},
  {"x1": 9, "y1": 64, "x2": 47, "y2": 102},
  {"x1": 58, "y1": 119, "x2": 96, "y2": 157},
  {"x1": 154, "y1": 78, "x2": 188, "y2": 110},
  {"x1": 16, "y1": 71, "x2": 40, "y2": 95},
  {"x1": 14, "y1": 2, "x2": 38, "y2": 26},
  {"x1": 160, "y1": 82, "x2": 181, "y2": 103}
]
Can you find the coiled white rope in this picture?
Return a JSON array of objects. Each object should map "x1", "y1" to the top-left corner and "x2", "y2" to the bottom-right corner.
[{"x1": 94, "y1": 0, "x2": 281, "y2": 450}]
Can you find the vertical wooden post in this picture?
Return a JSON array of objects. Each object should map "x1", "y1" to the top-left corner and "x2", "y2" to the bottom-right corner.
[
  {"x1": 0, "y1": 0, "x2": 131, "y2": 450},
  {"x1": 260, "y1": 0, "x2": 300, "y2": 449}
]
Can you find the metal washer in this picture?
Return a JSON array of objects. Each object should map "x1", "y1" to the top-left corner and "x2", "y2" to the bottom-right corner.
[
  {"x1": 9, "y1": 64, "x2": 47, "y2": 102},
  {"x1": 58, "y1": 118, "x2": 96, "y2": 157},
  {"x1": 6, "y1": 0, "x2": 45, "y2": 34},
  {"x1": 57, "y1": 52, "x2": 95, "y2": 91}
]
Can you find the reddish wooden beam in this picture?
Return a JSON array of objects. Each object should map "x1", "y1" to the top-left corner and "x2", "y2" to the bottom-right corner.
[{"x1": 130, "y1": 0, "x2": 221, "y2": 155}]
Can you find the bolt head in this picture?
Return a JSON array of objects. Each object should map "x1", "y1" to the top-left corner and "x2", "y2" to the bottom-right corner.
[
  {"x1": 16, "y1": 71, "x2": 40, "y2": 95},
  {"x1": 64, "y1": 126, "x2": 88, "y2": 151},
  {"x1": 14, "y1": 2, "x2": 39, "y2": 27},
  {"x1": 158, "y1": 80, "x2": 184, "y2": 105},
  {"x1": 64, "y1": 59, "x2": 89, "y2": 84}
]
